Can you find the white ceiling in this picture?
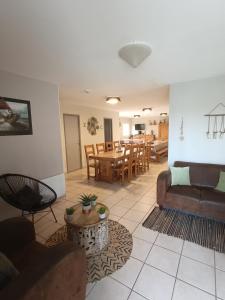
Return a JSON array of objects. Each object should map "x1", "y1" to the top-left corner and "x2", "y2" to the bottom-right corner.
[{"x1": 0, "y1": 0, "x2": 225, "y2": 117}]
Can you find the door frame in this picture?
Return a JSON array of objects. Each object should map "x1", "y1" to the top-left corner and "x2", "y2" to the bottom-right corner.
[
  {"x1": 63, "y1": 113, "x2": 82, "y2": 173},
  {"x1": 104, "y1": 118, "x2": 113, "y2": 142}
]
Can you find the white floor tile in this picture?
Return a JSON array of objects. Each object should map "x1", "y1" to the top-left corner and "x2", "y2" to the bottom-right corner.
[
  {"x1": 111, "y1": 257, "x2": 143, "y2": 288},
  {"x1": 131, "y1": 237, "x2": 153, "y2": 262},
  {"x1": 110, "y1": 205, "x2": 129, "y2": 217},
  {"x1": 119, "y1": 218, "x2": 139, "y2": 234},
  {"x1": 182, "y1": 241, "x2": 214, "y2": 266},
  {"x1": 173, "y1": 280, "x2": 215, "y2": 300},
  {"x1": 216, "y1": 269, "x2": 225, "y2": 300},
  {"x1": 177, "y1": 256, "x2": 215, "y2": 295},
  {"x1": 215, "y1": 251, "x2": 225, "y2": 272},
  {"x1": 87, "y1": 277, "x2": 131, "y2": 300},
  {"x1": 146, "y1": 245, "x2": 180, "y2": 276},
  {"x1": 133, "y1": 225, "x2": 158, "y2": 243},
  {"x1": 118, "y1": 199, "x2": 137, "y2": 209},
  {"x1": 86, "y1": 282, "x2": 96, "y2": 296},
  {"x1": 155, "y1": 233, "x2": 183, "y2": 253},
  {"x1": 123, "y1": 209, "x2": 148, "y2": 223},
  {"x1": 132, "y1": 203, "x2": 152, "y2": 213},
  {"x1": 128, "y1": 291, "x2": 147, "y2": 300},
  {"x1": 134, "y1": 264, "x2": 175, "y2": 300},
  {"x1": 109, "y1": 214, "x2": 120, "y2": 222}
]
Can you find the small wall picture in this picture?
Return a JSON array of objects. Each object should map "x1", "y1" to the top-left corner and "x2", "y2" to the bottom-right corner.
[{"x1": 0, "y1": 97, "x2": 32, "y2": 136}]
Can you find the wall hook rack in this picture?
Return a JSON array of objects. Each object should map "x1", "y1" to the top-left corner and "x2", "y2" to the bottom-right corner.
[{"x1": 204, "y1": 102, "x2": 225, "y2": 139}]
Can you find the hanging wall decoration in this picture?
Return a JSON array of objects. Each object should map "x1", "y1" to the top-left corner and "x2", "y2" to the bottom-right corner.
[
  {"x1": 204, "y1": 103, "x2": 225, "y2": 139},
  {"x1": 179, "y1": 117, "x2": 184, "y2": 141},
  {"x1": 87, "y1": 116, "x2": 100, "y2": 135}
]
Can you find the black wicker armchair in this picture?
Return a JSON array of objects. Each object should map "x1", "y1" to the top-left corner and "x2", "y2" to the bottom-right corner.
[{"x1": 0, "y1": 174, "x2": 58, "y2": 223}]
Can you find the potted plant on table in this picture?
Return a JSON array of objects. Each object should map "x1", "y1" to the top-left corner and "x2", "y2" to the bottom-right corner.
[
  {"x1": 65, "y1": 207, "x2": 75, "y2": 222},
  {"x1": 98, "y1": 206, "x2": 106, "y2": 220},
  {"x1": 80, "y1": 194, "x2": 92, "y2": 214},
  {"x1": 90, "y1": 194, "x2": 98, "y2": 207}
]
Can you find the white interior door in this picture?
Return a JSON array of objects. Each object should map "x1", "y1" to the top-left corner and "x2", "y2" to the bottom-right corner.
[{"x1": 64, "y1": 114, "x2": 81, "y2": 172}]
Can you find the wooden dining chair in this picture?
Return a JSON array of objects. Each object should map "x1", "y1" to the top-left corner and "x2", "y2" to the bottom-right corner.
[
  {"x1": 145, "y1": 144, "x2": 151, "y2": 170},
  {"x1": 84, "y1": 144, "x2": 97, "y2": 179},
  {"x1": 96, "y1": 143, "x2": 105, "y2": 154},
  {"x1": 137, "y1": 143, "x2": 146, "y2": 174},
  {"x1": 113, "y1": 140, "x2": 120, "y2": 150},
  {"x1": 130, "y1": 144, "x2": 138, "y2": 177},
  {"x1": 105, "y1": 141, "x2": 113, "y2": 152},
  {"x1": 113, "y1": 145, "x2": 131, "y2": 184}
]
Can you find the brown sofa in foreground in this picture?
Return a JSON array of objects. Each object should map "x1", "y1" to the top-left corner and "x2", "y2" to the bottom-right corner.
[
  {"x1": 0, "y1": 217, "x2": 87, "y2": 300},
  {"x1": 157, "y1": 161, "x2": 225, "y2": 222}
]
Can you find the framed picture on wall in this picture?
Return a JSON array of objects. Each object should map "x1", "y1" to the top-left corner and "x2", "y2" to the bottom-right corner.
[{"x1": 0, "y1": 96, "x2": 33, "y2": 136}]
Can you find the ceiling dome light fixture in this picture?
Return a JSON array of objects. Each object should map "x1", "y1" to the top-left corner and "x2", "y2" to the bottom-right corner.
[
  {"x1": 142, "y1": 107, "x2": 152, "y2": 112},
  {"x1": 134, "y1": 114, "x2": 141, "y2": 118},
  {"x1": 160, "y1": 112, "x2": 168, "y2": 116},
  {"x1": 105, "y1": 97, "x2": 121, "y2": 105},
  {"x1": 119, "y1": 42, "x2": 152, "y2": 68}
]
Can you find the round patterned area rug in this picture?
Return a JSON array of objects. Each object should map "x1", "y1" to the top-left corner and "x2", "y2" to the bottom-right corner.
[{"x1": 46, "y1": 220, "x2": 133, "y2": 282}]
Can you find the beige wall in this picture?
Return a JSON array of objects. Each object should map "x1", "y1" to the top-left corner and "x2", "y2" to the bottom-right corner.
[
  {"x1": 60, "y1": 101, "x2": 120, "y2": 171},
  {"x1": 0, "y1": 70, "x2": 64, "y2": 189}
]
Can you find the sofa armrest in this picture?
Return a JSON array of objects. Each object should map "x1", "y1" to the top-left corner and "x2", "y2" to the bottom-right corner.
[
  {"x1": 0, "y1": 217, "x2": 35, "y2": 257},
  {"x1": 157, "y1": 170, "x2": 171, "y2": 207},
  {"x1": 0, "y1": 242, "x2": 87, "y2": 300}
]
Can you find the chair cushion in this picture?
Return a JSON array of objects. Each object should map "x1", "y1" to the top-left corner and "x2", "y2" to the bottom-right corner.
[
  {"x1": 0, "y1": 252, "x2": 19, "y2": 290},
  {"x1": 215, "y1": 171, "x2": 225, "y2": 193},
  {"x1": 170, "y1": 167, "x2": 191, "y2": 186},
  {"x1": 13, "y1": 185, "x2": 43, "y2": 210}
]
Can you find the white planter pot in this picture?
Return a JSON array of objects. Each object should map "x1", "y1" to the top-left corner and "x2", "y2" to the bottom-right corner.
[
  {"x1": 99, "y1": 212, "x2": 106, "y2": 220},
  {"x1": 82, "y1": 204, "x2": 91, "y2": 214},
  {"x1": 67, "y1": 214, "x2": 73, "y2": 222},
  {"x1": 91, "y1": 200, "x2": 96, "y2": 207}
]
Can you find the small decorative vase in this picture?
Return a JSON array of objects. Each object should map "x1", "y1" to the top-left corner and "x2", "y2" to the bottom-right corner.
[
  {"x1": 99, "y1": 212, "x2": 106, "y2": 220},
  {"x1": 67, "y1": 214, "x2": 73, "y2": 222},
  {"x1": 82, "y1": 204, "x2": 91, "y2": 214}
]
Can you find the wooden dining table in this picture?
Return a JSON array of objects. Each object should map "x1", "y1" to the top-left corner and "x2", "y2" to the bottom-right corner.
[{"x1": 89, "y1": 149, "x2": 125, "y2": 183}]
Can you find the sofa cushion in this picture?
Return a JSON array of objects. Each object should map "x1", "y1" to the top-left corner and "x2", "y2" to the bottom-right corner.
[
  {"x1": 170, "y1": 167, "x2": 191, "y2": 186},
  {"x1": 215, "y1": 171, "x2": 225, "y2": 193},
  {"x1": 168, "y1": 185, "x2": 201, "y2": 199},
  {"x1": 201, "y1": 188, "x2": 225, "y2": 205},
  {"x1": 0, "y1": 252, "x2": 19, "y2": 290}
]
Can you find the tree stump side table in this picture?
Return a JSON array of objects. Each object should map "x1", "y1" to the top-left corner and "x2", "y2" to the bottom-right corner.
[{"x1": 64, "y1": 202, "x2": 110, "y2": 256}]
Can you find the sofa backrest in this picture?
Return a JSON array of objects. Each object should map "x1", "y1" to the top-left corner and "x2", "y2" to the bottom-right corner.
[{"x1": 174, "y1": 161, "x2": 225, "y2": 188}]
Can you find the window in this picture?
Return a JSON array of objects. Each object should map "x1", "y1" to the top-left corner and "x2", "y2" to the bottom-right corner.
[{"x1": 122, "y1": 123, "x2": 130, "y2": 137}]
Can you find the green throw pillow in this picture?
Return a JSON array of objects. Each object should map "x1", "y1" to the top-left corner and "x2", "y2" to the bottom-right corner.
[
  {"x1": 170, "y1": 166, "x2": 191, "y2": 186},
  {"x1": 215, "y1": 171, "x2": 225, "y2": 193},
  {"x1": 0, "y1": 252, "x2": 19, "y2": 290}
]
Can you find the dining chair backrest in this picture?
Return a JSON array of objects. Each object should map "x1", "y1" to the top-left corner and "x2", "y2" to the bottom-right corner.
[
  {"x1": 138, "y1": 143, "x2": 145, "y2": 157},
  {"x1": 105, "y1": 141, "x2": 113, "y2": 152},
  {"x1": 113, "y1": 140, "x2": 120, "y2": 150},
  {"x1": 84, "y1": 144, "x2": 95, "y2": 162},
  {"x1": 96, "y1": 143, "x2": 105, "y2": 154},
  {"x1": 131, "y1": 144, "x2": 138, "y2": 160}
]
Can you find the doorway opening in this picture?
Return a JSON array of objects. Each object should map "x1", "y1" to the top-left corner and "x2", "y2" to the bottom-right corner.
[
  {"x1": 104, "y1": 118, "x2": 113, "y2": 142},
  {"x1": 63, "y1": 114, "x2": 82, "y2": 172}
]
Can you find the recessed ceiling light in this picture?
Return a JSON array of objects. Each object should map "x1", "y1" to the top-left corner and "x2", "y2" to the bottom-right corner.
[
  {"x1": 160, "y1": 112, "x2": 168, "y2": 116},
  {"x1": 134, "y1": 114, "x2": 141, "y2": 118},
  {"x1": 106, "y1": 97, "x2": 121, "y2": 105},
  {"x1": 142, "y1": 107, "x2": 152, "y2": 112}
]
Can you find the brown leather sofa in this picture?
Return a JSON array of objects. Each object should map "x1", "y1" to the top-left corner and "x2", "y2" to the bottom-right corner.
[
  {"x1": 0, "y1": 217, "x2": 87, "y2": 300},
  {"x1": 157, "y1": 161, "x2": 225, "y2": 222}
]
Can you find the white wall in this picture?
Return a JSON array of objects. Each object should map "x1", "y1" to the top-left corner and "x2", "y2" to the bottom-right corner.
[
  {"x1": 0, "y1": 71, "x2": 65, "y2": 197},
  {"x1": 169, "y1": 75, "x2": 225, "y2": 165},
  {"x1": 60, "y1": 101, "x2": 120, "y2": 171}
]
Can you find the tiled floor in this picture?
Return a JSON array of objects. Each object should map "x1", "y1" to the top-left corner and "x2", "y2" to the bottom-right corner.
[{"x1": 19, "y1": 161, "x2": 225, "y2": 299}]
